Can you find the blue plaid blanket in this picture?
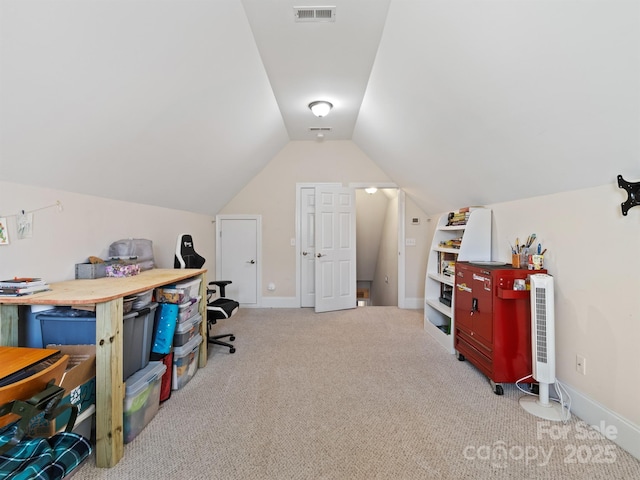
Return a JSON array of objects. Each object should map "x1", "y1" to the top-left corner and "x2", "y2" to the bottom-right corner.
[{"x1": 0, "y1": 423, "x2": 91, "y2": 479}]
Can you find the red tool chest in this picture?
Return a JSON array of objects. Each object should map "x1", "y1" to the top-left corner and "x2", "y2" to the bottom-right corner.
[{"x1": 454, "y1": 261, "x2": 545, "y2": 395}]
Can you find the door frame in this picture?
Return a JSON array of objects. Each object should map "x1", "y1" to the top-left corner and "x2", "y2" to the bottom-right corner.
[
  {"x1": 215, "y1": 214, "x2": 262, "y2": 308},
  {"x1": 295, "y1": 182, "x2": 405, "y2": 308},
  {"x1": 349, "y1": 182, "x2": 405, "y2": 309}
]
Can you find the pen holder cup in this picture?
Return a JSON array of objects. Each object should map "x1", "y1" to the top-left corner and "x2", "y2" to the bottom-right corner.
[
  {"x1": 520, "y1": 250, "x2": 529, "y2": 269},
  {"x1": 512, "y1": 253, "x2": 521, "y2": 269},
  {"x1": 532, "y1": 254, "x2": 544, "y2": 270}
]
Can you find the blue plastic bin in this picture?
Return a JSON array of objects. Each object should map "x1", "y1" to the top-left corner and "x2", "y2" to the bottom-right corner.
[
  {"x1": 38, "y1": 308, "x2": 97, "y2": 345},
  {"x1": 38, "y1": 305, "x2": 158, "y2": 381}
]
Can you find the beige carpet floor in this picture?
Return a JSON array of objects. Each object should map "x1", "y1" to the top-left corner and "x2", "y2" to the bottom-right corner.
[{"x1": 75, "y1": 307, "x2": 640, "y2": 479}]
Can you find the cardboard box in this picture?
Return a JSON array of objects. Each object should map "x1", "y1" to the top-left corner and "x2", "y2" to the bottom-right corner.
[{"x1": 27, "y1": 345, "x2": 96, "y2": 437}]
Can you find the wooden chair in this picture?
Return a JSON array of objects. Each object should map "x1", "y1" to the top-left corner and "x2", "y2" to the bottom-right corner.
[
  {"x1": 0, "y1": 354, "x2": 68, "y2": 429},
  {"x1": 0, "y1": 354, "x2": 92, "y2": 479}
]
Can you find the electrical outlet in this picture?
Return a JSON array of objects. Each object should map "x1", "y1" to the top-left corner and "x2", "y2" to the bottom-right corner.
[{"x1": 576, "y1": 354, "x2": 586, "y2": 375}]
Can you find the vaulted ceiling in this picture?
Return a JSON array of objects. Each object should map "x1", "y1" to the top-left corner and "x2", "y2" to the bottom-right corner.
[{"x1": 1, "y1": 1, "x2": 638, "y2": 216}]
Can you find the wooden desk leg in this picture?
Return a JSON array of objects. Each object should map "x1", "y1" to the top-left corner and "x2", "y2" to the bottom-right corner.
[
  {"x1": 198, "y1": 271, "x2": 208, "y2": 368},
  {"x1": 0, "y1": 305, "x2": 19, "y2": 347},
  {"x1": 95, "y1": 298, "x2": 124, "y2": 468}
]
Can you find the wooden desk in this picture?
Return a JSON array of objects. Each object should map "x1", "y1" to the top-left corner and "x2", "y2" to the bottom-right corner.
[
  {"x1": 0, "y1": 346, "x2": 59, "y2": 381},
  {"x1": 0, "y1": 268, "x2": 207, "y2": 468}
]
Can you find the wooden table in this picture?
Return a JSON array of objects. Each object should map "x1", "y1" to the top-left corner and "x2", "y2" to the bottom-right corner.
[
  {"x1": 0, "y1": 268, "x2": 207, "y2": 468},
  {"x1": 0, "y1": 346, "x2": 59, "y2": 381}
]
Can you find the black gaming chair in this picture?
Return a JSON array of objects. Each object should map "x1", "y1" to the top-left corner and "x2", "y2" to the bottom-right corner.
[{"x1": 174, "y1": 234, "x2": 239, "y2": 354}]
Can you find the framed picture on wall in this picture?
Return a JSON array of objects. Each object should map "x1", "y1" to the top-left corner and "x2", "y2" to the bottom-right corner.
[{"x1": 0, "y1": 217, "x2": 9, "y2": 245}]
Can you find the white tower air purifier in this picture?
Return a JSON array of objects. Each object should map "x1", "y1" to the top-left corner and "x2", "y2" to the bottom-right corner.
[{"x1": 519, "y1": 274, "x2": 569, "y2": 421}]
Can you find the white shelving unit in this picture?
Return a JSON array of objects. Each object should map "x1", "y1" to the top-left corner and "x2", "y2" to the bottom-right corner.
[{"x1": 424, "y1": 208, "x2": 492, "y2": 353}]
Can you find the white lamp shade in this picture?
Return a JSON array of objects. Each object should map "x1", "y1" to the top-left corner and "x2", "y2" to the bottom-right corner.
[{"x1": 309, "y1": 101, "x2": 333, "y2": 117}]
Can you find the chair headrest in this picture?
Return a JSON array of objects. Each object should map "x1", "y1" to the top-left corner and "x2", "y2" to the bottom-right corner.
[{"x1": 174, "y1": 234, "x2": 205, "y2": 269}]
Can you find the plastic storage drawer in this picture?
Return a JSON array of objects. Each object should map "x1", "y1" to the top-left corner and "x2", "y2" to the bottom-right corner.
[
  {"x1": 132, "y1": 289, "x2": 153, "y2": 310},
  {"x1": 172, "y1": 334, "x2": 202, "y2": 390},
  {"x1": 123, "y1": 361, "x2": 166, "y2": 443},
  {"x1": 173, "y1": 313, "x2": 202, "y2": 348},
  {"x1": 177, "y1": 296, "x2": 201, "y2": 324},
  {"x1": 156, "y1": 278, "x2": 201, "y2": 304},
  {"x1": 175, "y1": 278, "x2": 202, "y2": 301}
]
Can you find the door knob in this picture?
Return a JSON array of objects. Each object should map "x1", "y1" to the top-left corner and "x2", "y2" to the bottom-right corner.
[
  {"x1": 316, "y1": 253, "x2": 326, "y2": 258},
  {"x1": 302, "y1": 251, "x2": 308, "y2": 256},
  {"x1": 247, "y1": 259, "x2": 255, "y2": 264}
]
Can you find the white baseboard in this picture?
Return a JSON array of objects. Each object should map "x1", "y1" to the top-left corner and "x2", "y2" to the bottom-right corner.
[{"x1": 558, "y1": 381, "x2": 640, "y2": 461}]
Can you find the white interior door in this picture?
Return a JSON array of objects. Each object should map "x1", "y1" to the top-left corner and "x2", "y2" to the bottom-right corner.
[
  {"x1": 314, "y1": 186, "x2": 356, "y2": 313},
  {"x1": 300, "y1": 187, "x2": 316, "y2": 307},
  {"x1": 216, "y1": 216, "x2": 261, "y2": 306}
]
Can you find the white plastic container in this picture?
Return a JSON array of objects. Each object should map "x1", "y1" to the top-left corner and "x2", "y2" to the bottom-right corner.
[
  {"x1": 173, "y1": 313, "x2": 202, "y2": 347},
  {"x1": 172, "y1": 334, "x2": 202, "y2": 390},
  {"x1": 177, "y1": 296, "x2": 201, "y2": 324},
  {"x1": 123, "y1": 361, "x2": 166, "y2": 443},
  {"x1": 155, "y1": 278, "x2": 201, "y2": 304},
  {"x1": 132, "y1": 289, "x2": 153, "y2": 310},
  {"x1": 175, "y1": 278, "x2": 202, "y2": 302}
]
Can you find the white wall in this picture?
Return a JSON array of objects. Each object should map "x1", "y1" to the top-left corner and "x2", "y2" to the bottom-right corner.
[
  {"x1": 404, "y1": 195, "x2": 430, "y2": 302},
  {"x1": 0, "y1": 181, "x2": 216, "y2": 282}
]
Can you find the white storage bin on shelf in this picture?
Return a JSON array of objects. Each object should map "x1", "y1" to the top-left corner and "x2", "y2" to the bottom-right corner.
[
  {"x1": 173, "y1": 313, "x2": 202, "y2": 348},
  {"x1": 155, "y1": 278, "x2": 201, "y2": 305},
  {"x1": 132, "y1": 289, "x2": 153, "y2": 310},
  {"x1": 123, "y1": 361, "x2": 166, "y2": 443},
  {"x1": 172, "y1": 334, "x2": 202, "y2": 391},
  {"x1": 177, "y1": 296, "x2": 201, "y2": 324},
  {"x1": 175, "y1": 278, "x2": 202, "y2": 302}
]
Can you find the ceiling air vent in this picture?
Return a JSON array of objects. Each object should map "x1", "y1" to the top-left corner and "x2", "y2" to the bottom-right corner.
[
  {"x1": 294, "y1": 6, "x2": 336, "y2": 22},
  {"x1": 309, "y1": 127, "x2": 332, "y2": 132}
]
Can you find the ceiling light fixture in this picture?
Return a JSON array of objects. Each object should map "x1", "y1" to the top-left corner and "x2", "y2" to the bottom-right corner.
[
  {"x1": 309, "y1": 101, "x2": 333, "y2": 118},
  {"x1": 365, "y1": 187, "x2": 378, "y2": 195}
]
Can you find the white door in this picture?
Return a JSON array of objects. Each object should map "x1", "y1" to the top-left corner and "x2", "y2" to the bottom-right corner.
[
  {"x1": 300, "y1": 187, "x2": 316, "y2": 307},
  {"x1": 216, "y1": 216, "x2": 260, "y2": 306},
  {"x1": 314, "y1": 186, "x2": 356, "y2": 313}
]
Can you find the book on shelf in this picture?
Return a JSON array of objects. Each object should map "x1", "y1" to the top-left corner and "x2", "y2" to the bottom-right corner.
[
  {"x1": 442, "y1": 261, "x2": 456, "y2": 278},
  {"x1": 447, "y1": 206, "x2": 484, "y2": 226},
  {"x1": 439, "y1": 238, "x2": 462, "y2": 249},
  {"x1": 0, "y1": 284, "x2": 50, "y2": 296},
  {"x1": 0, "y1": 277, "x2": 47, "y2": 288},
  {"x1": 458, "y1": 206, "x2": 484, "y2": 213}
]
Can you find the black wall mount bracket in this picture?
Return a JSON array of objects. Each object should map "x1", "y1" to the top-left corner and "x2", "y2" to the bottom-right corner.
[{"x1": 618, "y1": 175, "x2": 640, "y2": 216}]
